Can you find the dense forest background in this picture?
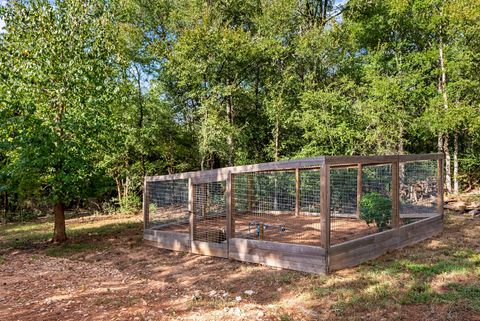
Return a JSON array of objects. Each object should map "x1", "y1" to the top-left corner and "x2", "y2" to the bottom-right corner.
[{"x1": 1, "y1": 0, "x2": 479, "y2": 240}]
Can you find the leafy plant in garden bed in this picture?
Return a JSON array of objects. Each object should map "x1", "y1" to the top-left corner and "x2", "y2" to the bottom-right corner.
[{"x1": 360, "y1": 192, "x2": 392, "y2": 231}]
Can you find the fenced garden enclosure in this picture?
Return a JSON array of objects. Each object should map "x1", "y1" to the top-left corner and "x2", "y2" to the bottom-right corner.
[{"x1": 143, "y1": 154, "x2": 444, "y2": 274}]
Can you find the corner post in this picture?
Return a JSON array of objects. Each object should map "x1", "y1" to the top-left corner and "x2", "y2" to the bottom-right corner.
[
  {"x1": 201, "y1": 183, "x2": 207, "y2": 219},
  {"x1": 320, "y1": 164, "x2": 330, "y2": 273},
  {"x1": 295, "y1": 168, "x2": 300, "y2": 216},
  {"x1": 247, "y1": 174, "x2": 253, "y2": 212},
  {"x1": 356, "y1": 163, "x2": 363, "y2": 218},
  {"x1": 226, "y1": 172, "x2": 233, "y2": 242},
  {"x1": 391, "y1": 161, "x2": 400, "y2": 229},
  {"x1": 143, "y1": 178, "x2": 149, "y2": 230},
  {"x1": 188, "y1": 178, "x2": 196, "y2": 243},
  {"x1": 227, "y1": 172, "x2": 235, "y2": 239},
  {"x1": 437, "y1": 158, "x2": 444, "y2": 218}
]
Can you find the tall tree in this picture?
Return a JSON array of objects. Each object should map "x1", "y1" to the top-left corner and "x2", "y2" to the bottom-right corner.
[{"x1": 0, "y1": 0, "x2": 123, "y2": 241}]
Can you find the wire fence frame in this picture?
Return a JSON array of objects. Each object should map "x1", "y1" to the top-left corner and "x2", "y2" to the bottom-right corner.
[
  {"x1": 143, "y1": 154, "x2": 444, "y2": 260},
  {"x1": 231, "y1": 169, "x2": 323, "y2": 246}
]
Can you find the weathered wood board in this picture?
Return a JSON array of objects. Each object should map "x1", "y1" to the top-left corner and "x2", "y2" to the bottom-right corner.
[
  {"x1": 328, "y1": 215, "x2": 443, "y2": 271},
  {"x1": 191, "y1": 240, "x2": 228, "y2": 258},
  {"x1": 229, "y1": 238, "x2": 326, "y2": 274},
  {"x1": 143, "y1": 230, "x2": 191, "y2": 252}
]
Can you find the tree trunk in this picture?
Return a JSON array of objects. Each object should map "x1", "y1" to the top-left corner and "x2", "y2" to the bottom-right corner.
[
  {"x1": 398, "y1": 125, "x2": 405, "y2": 184},
  {"x1": 134, "y1": 64, "x2": 146, "y2": 177},
  {"x1": 2, "y1": 192, "x2": 7, "y2": 225},
  {"x1": 115, "y1": 177, "x2": 123, "y2": 207},
  {"x1": 444, "y1": 134, "x2": 452, "y2": 194},
  {"x1": 226, "y1": 94, "x2": 235, "y2": 166},
  {"x1": 53, "y1": 202, "x2": 67, "y2": 243},
  {"x1": 438, "y1": 134, "x2": 443, "y2": 153},
  {"x1": 453, "y1": 130, "x2": 459, "y2": 194},
  {"x1": 274, "y1": 115, "x2": 280, "y2": 162},
  {"x1": 438, "y1": 6, "x2": 452, "y2": 194}
]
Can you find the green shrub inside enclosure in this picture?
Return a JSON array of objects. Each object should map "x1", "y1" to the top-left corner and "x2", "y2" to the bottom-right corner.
[{"x1": 360, "y1": 192, "x2": 392, "y2": 232}]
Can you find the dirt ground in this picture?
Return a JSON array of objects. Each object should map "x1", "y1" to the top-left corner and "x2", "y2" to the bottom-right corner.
[
  {"x1": 0, "y1": 212, "x2": 479, "y2": 321},
  {"x1": 159, "y1": 213, "x2": 379, "y2": 246}
]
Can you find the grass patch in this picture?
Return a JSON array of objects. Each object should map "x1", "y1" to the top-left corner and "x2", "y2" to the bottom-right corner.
[
  {"x1": 279, "y1": 313, "x2": 294, "y2": 321},
  {"x1": 0, "y1": 255, "x2": 4, "y2": 265},
  {"x1": 0, "y1": 214, "x2": 142, "y2": 250},
  {"x1": 266, "y1": 271, "x2": 304, "y2": 287},
  {"x1": 436, "y1": 284, "x2": 480, "y2": 311},
  {"x1": 402, "y1": 281, "x2": 432, "y2": 304},
  {"x1": 0, "y1": 221, "x2": 54, "y2": 249},
  {"x1": 44, "y1": 242, "x2": 104, "y2": 257},
  {"x1": 401, "y1": 260, "x2": 467, "y2": 277}
]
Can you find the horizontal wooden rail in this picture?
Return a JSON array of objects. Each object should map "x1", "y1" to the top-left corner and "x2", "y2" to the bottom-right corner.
[
  {"x1": 324, "y1": 153, "x2": 443, "y2": 166},
  {"x1": 145, "y1": 154, "x2": 442, "y2": 183},
  {"x1": 145, "y1": 156, "x2": 325, "y2": 183}
]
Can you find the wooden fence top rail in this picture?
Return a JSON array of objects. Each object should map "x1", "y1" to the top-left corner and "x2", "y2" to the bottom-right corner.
[{"x1": 145, "y1": 153, "x2": 443, "y2": 182}]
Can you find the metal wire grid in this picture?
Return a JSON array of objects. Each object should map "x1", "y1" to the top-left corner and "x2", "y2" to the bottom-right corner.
[
  {"x1": 300, "y1": 169, "x2": 322, "y2": 214},
  {"x1": 400, "y1": 160, "x2": 438, "y2": 225},
  {"x1": 330, "y1": 166, "x2": 358, "y2": 217},
  {"x1": 330, "y1": 164, "x2": 392, "y2": 245},
  {"x1": 147, "y1": 179, "x2": 189, "y2": 231},
  {"x1": 193, "y1": 181, "x2": 227, "y2": 243},
  {"x1": 232, "y1": 170, "x2": 322, "y2": 246}
]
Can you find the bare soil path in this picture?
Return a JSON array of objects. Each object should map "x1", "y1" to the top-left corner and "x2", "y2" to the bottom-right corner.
[{"x1": 0, "y1": 212, "x2": 479, "y2": 321}]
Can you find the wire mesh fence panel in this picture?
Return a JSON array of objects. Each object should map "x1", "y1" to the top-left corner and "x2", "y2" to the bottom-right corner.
[
  {"x1": 400, "y1": 160, "x2": 438, "y2": 225},
  {"x1": 300, "y1": 169, "x2": 322, "y2": 215},
  {"x1": 147, "y1": 179, "x2": 189, "y2": 232},
  {"x1": 193, "y1": 181, "x2": 227, "y2": 243},
  {"x1": 330, "y1": 164, "x2": 392, "y2": 245},
  {"x1": 330, "y1": 166, "x2": 358, "y2": 217},
  {"x1": 232, "y1": 170, "x2": 321, "y2": 246}
]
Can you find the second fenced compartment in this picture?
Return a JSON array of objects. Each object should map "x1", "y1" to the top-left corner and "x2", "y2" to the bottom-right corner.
[{"x1": 143, "y1": 154, "x2": 444, "y2": 274}]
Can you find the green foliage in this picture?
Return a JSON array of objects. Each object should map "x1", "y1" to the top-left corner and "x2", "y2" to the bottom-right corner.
[
  {"x1": 359, "y1": 192, "x2": 392, "y2": 231},
  {"x1": 0, "y1": 0, "x2": 123, "y2": 206},
  {"x1": 118, "y1": 194, "x2": 141, "y2": 213}
]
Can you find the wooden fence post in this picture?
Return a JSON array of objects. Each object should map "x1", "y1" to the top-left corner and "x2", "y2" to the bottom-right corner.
[
  {"x1": 143, "y1": 178, "x2": 149, "y2": 230},
  {"x1": 320, "y1": 164, "x2": 330, "y2": 273},
  {"x1": 226, "y1": 172, "x2": 233, "y2": 242},
  {"x1": 295, "y1": 168, "x2": 300, "y2": 216},
  {"x1": 201, "y1": 183, "x2": 207, "y2": 219},
  {"x1": 437, "y1": 158, "x2": 444, "y2": 218},
  {"x1": 391, "y1": 161, "x2": 400, "y2": 229},
  {"x1": 228, "y1": 172, "x2": 235, "y2": 238},
  {"x1": 356, "y1": 163, "x2": 363, "y2": 218},
  {"x1": 189, "y1": 179, "x2": 196, "y2": 243},
  {"x1": 247, "y1": 174, "x2": 253, "y2": 212}
]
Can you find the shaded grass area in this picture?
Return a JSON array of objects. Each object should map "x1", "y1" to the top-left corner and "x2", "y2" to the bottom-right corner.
[{"x1": 0, "y1": 213, "x2": 142, "y2": 253}]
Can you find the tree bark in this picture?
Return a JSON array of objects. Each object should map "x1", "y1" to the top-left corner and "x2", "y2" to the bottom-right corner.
[
  {"x1": 444, "y1": 134, "x2": 452, "y2": 194},
  {"x1": 53, "y1": 201, "x2": 67, "y2": 243},
  {"x1": 398, "y1": 125, "x2": 405, "y2": 184},
  {"x1": 134, "y1": 64, "x2": 146, "y2": 177},
  {"x1": 2, "y1": 192, "x2": 6, "y2": 225},
  {"x1": 438, "y1": 4, "x2": 452, "y2": 194},
  {"x1": 437, "y1": 134, "x2": 443, "y2": 153},
  {"x1": 453, "y1": 130, "x2": 459, "y2": 194},
  {"x1": 274, "y1": 115, "x2": 280, "y2": 162},
  {"x1": 115, "y1": 177, "x2": 123, "y2": 207},
  {"x1": 226, "y1": 94, "x2": 235, "y2": 166}
]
